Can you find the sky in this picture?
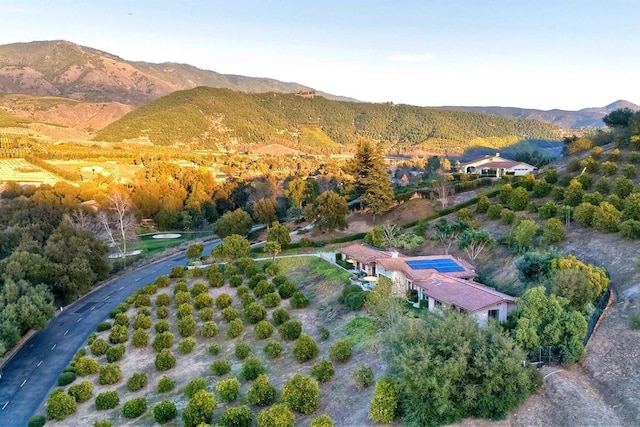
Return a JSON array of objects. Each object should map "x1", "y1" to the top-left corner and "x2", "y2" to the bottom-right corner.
[{"x1": 1, "y1": 0, "x2": 639, "y2": 110}]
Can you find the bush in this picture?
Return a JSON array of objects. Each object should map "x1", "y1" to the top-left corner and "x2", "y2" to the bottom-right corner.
[
  {"x1": 257, "y1": 404, "x2": 296, "y2": 427},
  {"x1": 235, "y1": 342, "x2": 252, "y2": 359},
  {"x1": 198, "y1": 321, "x2": 218, "y2": 338},
  {"x1": 199, "y1": 306, "x2": 214, "y2": 321},
  {"x1": 156, "y1": 305, "x2": 170, "y2": 319},
  {"x1": 208, "y1": 343, "x2": 221, "y2": 355},
  {"x1": 227, "y1": 319, "x2": 244, "y2": 338},
  {"x1": 155, "y1": 349, "x2": 176, "y2": 371},
  {"x1": 369, "y1": 378, "x2": 398, "y2": 424},
  {"x1": 508, "y1": 187, "x2": 530, "y2": 211},
  {"x1": 153, "y1": 400, "x2": 177, "y2": 424},
  {"x1": 329, "y1": 339, "x2": 353, "y2": 363},
  {"x1": 264, "y1": 339, "x2": 284, "y2": 358},
  {"x1": 114, "y1": 312, "x2": 129, "y2": 327},
  {"x1": 574, "y1": 202, "x2": 597, "y2": 227},
  {"x1": 500, "y1": 208, "x2": 516, "y2": 225},
  {"x1": 177, "y1": 315, "x2": 197, "y2": 337},
  {"x1": 310, "y1": 415, "x2": 335, "y2": 427},
  {"x1": 272, "y1": 308, "x2": 291, "y2": 326},
  {"x1": 221, "y1": 307, "x2": 240, "y2": 323},
  {"x1": 255, "y1": 320, "x2": 275, "y2": 339},
  {"x1": 133, "y1": 313, "x2": 152, "y2": 330},
  {"x1": 486, "y1": 204, "x2": 502, "y2": 219},
  {"x1": 620, "y1": 219, "x2": 640, "y2": 239},
  {"x1": 254, "y1": 280, "x2": 276, "y2": 298},
  {"x1": 182, "y1": 389, "x2": 216, "y2": 427},
  {"x1": 245, "y1": 302, "x2": 267, "y2": 324},
  {"x1": 179, "y1": 337, "x2": 197, "y2": 354},
  {"x1": 290, "y1": 291, "x2": 310, "y2": 309},
  {"x1": 108, "y1": 324, "x2": 128, "y2": 344},
  {"x1": 75, "y1": 356, "x2": 99, "y2": 376},
  {"x1": 184, "y1": 377, "x2": 208, "y2": 398},
  {"x1": 208, "y1": 271, "x2": 225, "y2": 288},
  {"x1": 170, "y1": 265, "x2": 186, "y2": 278},
  {"x1": 211, "y1": 359, "x2": 232, "y2": 376},
  {"x1": 155, "y1": 276, "x2": 170, "y2": 287},
  {"x1": 230, "y1": 274, "x2": 244, "y2": 288},
  {"x1": 311, "y1": 360, "x2": 335, "y2": 383},
  {"x1": 68, "y1": 380, "x2": 93, "y2": 403},
  {"x1": 134, "y1": 293, "x2": 151, "y2": 308},
  {"x1": 177, "y1": 303, "x2": 194, "y2": 319},
  {"x1": 96, "y1": 321, "x2": 112, "y2": 332},
  {"x1": 318, "y1": 326, "x2": 330, "y2": 341},
  {"x1": 190, "y1": 281, "x2": 208, "y2": 296},
  {"x1": 175, "y1": 290, "x2": 191, "y2": 306},
  {"x1": 282, "y1": 374, "x2": 320, "y2": 415},
  {"x1": 105, "y1": 344, "x2": 126, "y2": 363},
  {"x1": 158, "y1": 375, "x2": 176, "y2": 393},
  {"x1": 127, "y1": 372, "x2": 148, "y2": 392},
  {"x1": 278, "y1": 320, "x2": 302, "y2": 340},
  {"x1": 293, "y1": 334, "x2": 320, "y2": 363},
  {"x1": 132, "y1": 329, "x2": 149, "y2": 348},
  {"x1": 194, "y1": 292, "x2": 214, "y2": 310},
  {"x1": 240, "y1": 293, "x2": 256, "y2": 308},
  {"x1": 98, "y1": 363, "x2": 121, "y2": 385},
  {"x1": 95, "y1": 390, "x2": 119, "y2": 410},
  {"x1": 152, "y1": 331, "x2": 174, "y2": 352},
  {"x1": 216, "y1": 293, "x2": 233, "y2": 309},
  {"x1": 542, "y1": 218, "x2": 567, "y2": 244},
  {"x1": 28, "y1": 415, "x2": 46, "y2": 427},
  {"x1": 46, "y1": 389, "x2": 77, "y2": 421},
  {"x1": 631, "y1": 312, "x2": 640, "y2": 330},
  {"x1": 263, "y1": 292, "x2": 281, "y2": 308},
  {"x1": 278, "y1": 281, "x2": 298, "y2": 299},
  {"x1": 352, "y1": 365, "x2": 374, "y2": 388},
  {"x1": 241, "y1": 356, "x2": 266, "y2": 380},
  {"x1": 220, "y1": 405, "x2": 253, "y2": 427},
  {"x1": 248, "y1": 374, "x2": 277, "y2": 406},
  {"x1": 122, "y1": 397, "x2": 147, "y2": 419},
  {"x1": 216, "y1": 377, "x2": 241, "y2": 402}
]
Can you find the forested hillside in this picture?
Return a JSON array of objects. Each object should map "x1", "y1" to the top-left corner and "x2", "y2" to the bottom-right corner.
[{"x1": 96, "y1": 87, "x2": 561, "y2": 154}]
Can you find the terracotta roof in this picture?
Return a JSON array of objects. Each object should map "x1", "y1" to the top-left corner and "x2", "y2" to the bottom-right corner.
[
  {"x1": 414, "y1": 273, "x2": 515, "y2": 313},
  {"x1": 377, "y1": 255, "x2": 476, "y2": 280},
  {"x1": 340, "y1": 243, "x2": 390, "y2": 264}
]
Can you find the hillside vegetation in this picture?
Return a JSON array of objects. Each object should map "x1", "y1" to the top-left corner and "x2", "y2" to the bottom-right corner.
[{"x1": 95, "y1": 87, "x2": 561, "y2": 154}]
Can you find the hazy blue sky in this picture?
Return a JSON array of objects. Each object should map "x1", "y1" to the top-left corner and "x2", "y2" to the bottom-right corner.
[{"x1": 1, "y1": 0, "x2": 639, "y2": 109}]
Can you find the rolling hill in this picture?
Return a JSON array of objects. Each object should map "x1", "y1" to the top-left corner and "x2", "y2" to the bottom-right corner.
[
  {"x1": 0, "y1": 40, "x2": 352, "y2": 106},
  {"x1": 95, "y1": 87, "x2": 562, "y2": 154},
  {"x1": 436, "y1": 100, "x2": 640, "y2": 129}
]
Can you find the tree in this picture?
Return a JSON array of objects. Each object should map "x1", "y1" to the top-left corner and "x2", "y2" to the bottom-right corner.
[
  {"x1": 564, "y1": 179, "x2": 584, "y2": 207},
  {"x1": 384, "y1": 311, "x2": 539, "y2": 425},
  {"x1": 592, "y1": 202, "x2": 622, "y2": 233},
  {"x1": 508, "y1": 187, "x2": 530, "y2": 211},
  {"x1": 282, "y1": 374, "x2": 320, "y2": 415},
  {"x1": 286, "y1": 178, "x2": 311, "y2": 208},
  {"x1": 98, "y1": 188, "x2": 138, "y2": 261},
  {"x1": 348, "y1": 140, "x2": 394, "y2": 220},
  {"x1": 603, "y1": 108, "x2": 635, "y2": 128},
  {"x1": 212, "y1": 235, "x2": 251, "y2": 261},
  {"x1": 213, "y1": 209, "x2": 253, "y2": 238},
  {"x1": 186, "y1": 243, "x2": 204, "y2": 261},
  {"x1": 431, "y1": 172, "x2": 454, "y2": 208},
  {"x1": 182, "y1": 389, "x2": 217, "y2": 427},
  {"x1": 542, "y1": 218, "x2": 566, "y2": 244},
  {"x1": 305, "y1": 191, "x2": 348, "y2": 233},
  {"x1": 257, "y1": 403, "x2": 296, "y2": 427},
  {"x1": 253, "y1": 198, "x2": 279, "y2": 226},
  {"x1": 510, "y1": 219, "x2": 539, "y2": 254},
  {"x1": 369, "y1": 378, "x2": 398, "y2": 424},
  {"x1": 267, "y1": 221, "x2": 291, "y2": 246},
  {"x1": 457, "y1": 228, "x2": 495, "y2": 262},
  {"x1": 431, "y1": 219, "x2": 469, "y2": 255},
  {"x1": 265, "y1": 241, "x2": 281, "y2": 262}
]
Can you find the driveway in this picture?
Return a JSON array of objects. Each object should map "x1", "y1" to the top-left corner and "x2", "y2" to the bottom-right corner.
[{"x1": 0, "y1": 240, "x2": 219, "y2": 426}]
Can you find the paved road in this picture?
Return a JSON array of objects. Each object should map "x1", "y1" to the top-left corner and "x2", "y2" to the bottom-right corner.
[{"x1": 0, "y1": 241, "x2": 219, "y2": 427}]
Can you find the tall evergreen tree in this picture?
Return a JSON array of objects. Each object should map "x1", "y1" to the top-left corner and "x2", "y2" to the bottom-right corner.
[{"x1": 350, "y1": 140, "x2": 394, "y2": 221}]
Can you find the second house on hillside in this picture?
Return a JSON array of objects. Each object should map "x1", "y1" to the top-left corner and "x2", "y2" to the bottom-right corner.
[{"x1": 457, "y1": 153, "x2": 536, "y2": 178}]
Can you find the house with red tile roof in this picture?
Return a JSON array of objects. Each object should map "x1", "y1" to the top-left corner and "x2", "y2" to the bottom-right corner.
[
  {"x1": 338, "y1": 243, "x2": 516, "y2": 325},
  {"x1": 457, "y1": 153, "x2": 536, "y2": 178}
]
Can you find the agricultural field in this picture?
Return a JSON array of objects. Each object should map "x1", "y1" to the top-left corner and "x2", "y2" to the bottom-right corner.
[
  {"x1": 0, "y1": 158, "x2": 60, "y2": 185},
  {"x1": 43, "y1": 256, "x2": 383, "y2": 426},
  {"x1": 47, "y1": 160, "x2": 144, "y2": 183}
]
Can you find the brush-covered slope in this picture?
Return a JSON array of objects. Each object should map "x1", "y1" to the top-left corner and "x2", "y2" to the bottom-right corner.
[
  {"x1": 0, "y1": 40, "x2": 350, "y2": 106},
  {"x1": 95, "y1": 87, "x2": 562, "y2": 153}
]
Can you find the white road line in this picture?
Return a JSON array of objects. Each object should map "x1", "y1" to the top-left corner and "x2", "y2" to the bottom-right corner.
[
  {"x1": 76, "y1": 318, "x2": 82, "y2": 323},
  {"x1": 64, "y1": 330, "x2": 69, "y2": 336},
  {"x1": 37, "y1": 360, "x2": 43, "y2": 367},
  {"x1": 104, "y1": 296, "x2": 110, "y2": 301},
  {"x1": 2, "y1": 401, "x2": 8, "y2": 410},
  {"x1": 118, "y1": 286, "x2": 125, "y2": 290},
  {"x1": 90, "y1": 305, "x2": 96, "y2": 310},
  {"x1": 134, "y1": 278, "x2": 141, "y2": 282},
  {"x1": 51, "y1": 344, "x2": 56, "y2": 350},
  {"x1": 20, "y1": 380, "x2": 26, "y2": 388}
]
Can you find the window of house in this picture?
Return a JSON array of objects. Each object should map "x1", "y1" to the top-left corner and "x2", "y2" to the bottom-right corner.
[
  {"x1": 434, "y1": 299, "x2": 442, "y2": 306},
  {"x1": 488, "y1": 309, "x2": 499, "y2": 319}
]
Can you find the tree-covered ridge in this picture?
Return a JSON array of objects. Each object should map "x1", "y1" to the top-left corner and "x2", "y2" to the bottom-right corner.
[{"x1": 95, "y1": 87, "x2": 561, "y2": 153}]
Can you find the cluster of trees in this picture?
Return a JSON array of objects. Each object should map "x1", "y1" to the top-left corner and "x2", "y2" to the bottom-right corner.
[{"x1": 0, "y1": 190, "x2": 111, "y2": 355}]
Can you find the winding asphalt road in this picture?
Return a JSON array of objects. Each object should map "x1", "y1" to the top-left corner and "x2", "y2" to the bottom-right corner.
[{"x1": 0, "y1": 240, "x2": 219, "y2": 427}]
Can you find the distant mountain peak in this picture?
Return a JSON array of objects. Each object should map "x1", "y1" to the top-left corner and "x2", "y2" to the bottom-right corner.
[{"x1": 603, "y1": 99, "x2": 640, "y2": 111}]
